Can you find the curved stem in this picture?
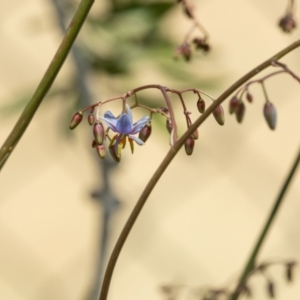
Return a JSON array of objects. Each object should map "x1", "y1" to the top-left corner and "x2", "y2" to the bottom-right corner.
[
  {"x1": 0, "y1": 0, "x2": 94, "y2": 170},
  {"x1": 99, "y1": 39, "x2": 300, "y2": 300},
  {"x1": 230, "y1": 146, "x2": 300, "y2": 300}
]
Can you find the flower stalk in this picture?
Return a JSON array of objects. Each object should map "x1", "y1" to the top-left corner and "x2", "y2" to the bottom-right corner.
[
  {"x1": 98, "y1": 40, "x2": 300, "y2": 300},
  {"x1": 0, "y1": 0, "x2": 95, "y2": 170}
]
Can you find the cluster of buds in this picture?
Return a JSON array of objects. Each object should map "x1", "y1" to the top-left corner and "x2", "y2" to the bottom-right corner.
[
  {"x1": 228, "y1": 60, "x2": 300, "y2": 130},
  {"x1": 69, "y1": 103, "x2": 151, "y2": 162},
  {"x1": 69, "y1": 85, "x2": 226, "y2": 161},
  {"x1": 158, "y1": 259, "x2": 297, "y2": 300},
  {"x1": 174, "y1": 0, "x2": 210, "y2": 61},
  {"x1": 278, "y1": 0, "x2": 297, "y2": 33},
  {"x1": 229, "y1": 91, "x2": 277, "y2": 130},
  {"x1": 240, "y1": 259, "x2": 298, "y2": 299}
]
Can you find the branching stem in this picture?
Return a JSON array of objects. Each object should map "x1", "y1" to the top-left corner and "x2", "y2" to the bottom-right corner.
[{"x1": 99, "y1": 40, "x2": 300, "y2": 300}]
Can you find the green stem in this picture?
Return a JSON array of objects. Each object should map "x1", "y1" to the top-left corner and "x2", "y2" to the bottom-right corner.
[
  {"x1": 99, "y1": 40, "x2": 300, "y2": 300},
  {"x1": 230, "y1": 146, "x2": 300, "y2": 300},
  {"x1": 0, "y1": 0, "x2": 94, "y2": 170}
]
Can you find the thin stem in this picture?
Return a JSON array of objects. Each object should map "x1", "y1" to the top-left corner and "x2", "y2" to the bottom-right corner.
[
  {"x1": 261, "y1": 82, "x2": 270, "y2": 102},
  {"x1": 0, "y1": 0, "x2": 94, "y2": 170},
  {"x1": 230, "y1": 146, "x2": 300, "y2": 300},
  {"x1": 99, "y1": 39, "x2": 300, "y2": 300}
]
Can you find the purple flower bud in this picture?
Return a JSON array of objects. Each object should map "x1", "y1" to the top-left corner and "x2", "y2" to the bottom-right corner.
[
  {"x1": 166, "y1": 119, "x2": 172, "y2": 134},
  {"x1": 88, "y1": 113, "x2": 95, "y2": 126},
  {"x1": 197, "y1": 98, "x2": 205, "y2": 113},
  {"x1": 263, "y1": 102, "x2": 277, "y2": 130},
  {"x1": 235, "y1": 101, "x2": 245, "y2": 123},
  {"x1": 180, "y1": 43, "x2": 192, "y2": 61},
  {"x1": 69, "y1": 111, "x2": 83, "y2": 130},
  {"x1": 93, "y1": 122, "x2": 105, "y2": 145},
  {"x1": 192, "y1": 128, "x2": 199, "y2": 140},
  {"x1": 192, "y1": 38, "x2": 210, "y2": 52},
  {"x1": 138, "y1": 123, "x2": 152, "y2": 142},
  {"x1": 96, "y1": 144, "x2": 106, "y2": 159},
  {"x1": 160, "y1": 107, "x2": 169, "y2": 114},
  {"x1": 229, "y1": 96, "x2": 239, "y2": 114},
  {"x1": 285, "y1": 261, "x2": 296, "y2": 282},
  {"x1": 109, "y1": 144, "x2": 121, "y2": 163},
  {"x1": 279, "y1": 14, "x2": 297, "y2": 33},
  {"x1": 246, "y1": 92, "x2": 253, "y2": 103},
  {"x1": 267, "y1": 281, "x2": 275, "y2": 298},
  {"x1": 213, "y1": 105, "x2": 225, "y2": 126},
  {"x1": 185, "y1": 136, "x2": 195, "y2": 156}
]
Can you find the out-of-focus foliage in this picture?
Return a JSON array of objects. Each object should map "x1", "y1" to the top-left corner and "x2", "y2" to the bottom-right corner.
[{"x1": 0, "y1": 0, "x2": 221, "y2": 134}]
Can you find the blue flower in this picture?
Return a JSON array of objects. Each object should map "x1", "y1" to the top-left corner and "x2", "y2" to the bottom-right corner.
[{"x1": 100, "y1": 104, "x2": 150, "y2": 156}]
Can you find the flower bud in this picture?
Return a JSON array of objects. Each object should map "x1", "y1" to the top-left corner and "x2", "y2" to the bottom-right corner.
[
  {"x1": 263, "y1": 102, "x2": 277, "y2": 130},
  {"x1": 279, "y1": 14, "x2": 297, "y2": 33},
  {"x1": 138, "y1": 123, "x2": 152, "y2": 142},
  {"x1": 235, "y1": 101, "x2": 245, "y2": 123},
  {"x1": 197, "y1": 98, "x2": 205, "y2": 113},
  {"x1": 96, "y1": 145, "x2": 106, "y2": 159},
  {"x1": 185, "y1": 136, "x2": 195, "y2": 156},
  {"x1": 160, "y1": 107, "x2": 169, "y2": 115},
  {"x1": 109, "y1": 145, "x2": 121, "y2": 163},
  {"x1": 285, "y1": 261, "x2": 296, "y2": 282},
  {"x1": 246, "y1": 92, "x2": 253, "y2": 103},
  {"x1": 166, "y1": 119, "x2": 172, "y2": 134},
  {"x1": 88, "y1": 113, "x2": 94, "y2": 126},
  {"x1": 93, "y1": 122, "x2": 105, "y2": 145},
  {"x1": 181, "y1": 43, "x2": 192, "y2": 61},
  {"x1": 92, "y1": 140, "x2": 97, "y2": 148},
  {"x1": 213, "y1": 105, "x2": 225, "y2": 126},
  {"x1": 69, "y1": 111, "x2": 83, "y2": 130},
  {"x1": 192, "y1": 128, "x2": 199, "y2": 140},
  {"x1": 229, "y1": 96, "x2": 239, "y2": 114},
  {"x1": 267, "y1": 281, "x2": 275, "y2": 298}
]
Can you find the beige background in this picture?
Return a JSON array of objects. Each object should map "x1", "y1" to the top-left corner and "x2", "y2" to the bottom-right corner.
[{"x1": 0, "y1": 0, "x2": 300, "y2": 299}]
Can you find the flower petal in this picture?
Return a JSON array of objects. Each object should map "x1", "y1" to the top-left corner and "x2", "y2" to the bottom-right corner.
[
  {"x1": 116, "y1": 113, "x2": 132, "y2": 134},
  {"x1": 131, "y1": 116, "x2": 150, "y2": 134},
  {"x1": 99, "y1": 111, "x2": 118, "y2": 132},
  {"x1": 128, "y1": 134, "x2": 144, "y2": 145}
]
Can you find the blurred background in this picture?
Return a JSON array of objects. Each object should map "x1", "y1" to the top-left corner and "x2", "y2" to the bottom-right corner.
[{"x1": 0, "y1": 0, "x2": 300, "y2": 299}]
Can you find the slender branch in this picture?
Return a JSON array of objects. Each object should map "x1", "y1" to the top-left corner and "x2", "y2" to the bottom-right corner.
[
  {"x1": 99, "y1": 39, "x2": 300, "y2": 300},
  {"x1": 0, "y1": 0, "x2": 95, "y2": 170},
  {"x1": 230, "y1": 146, "x2": 300, "y2": 300}
]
